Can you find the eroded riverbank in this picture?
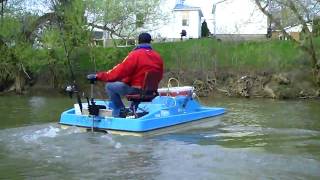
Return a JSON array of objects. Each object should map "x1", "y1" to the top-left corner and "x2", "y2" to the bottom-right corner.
[
  {"x1": 2, "y1": 68, "x2": 320, "y2": 101},
  {"x1": 163, "y1": 69, "x2": 320, "y2": 99}
]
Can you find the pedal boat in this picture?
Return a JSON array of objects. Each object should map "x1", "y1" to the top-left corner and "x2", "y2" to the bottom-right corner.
[{"x1": 59, "y1": 88, "x2": 225, "y2": 136}]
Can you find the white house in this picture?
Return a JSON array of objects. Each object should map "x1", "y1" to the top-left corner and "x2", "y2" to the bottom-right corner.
[
  {"x1": 149, "y1": 0, "x2": 204, "y2": 41},
  {"x1": 153, "y1": 0, "x2": 268, "y2": 41},
  {"x1": 211, "y1": 0, "x2": 268, "y2": 40},
  {"x1": 93, "y1": 0, "x2": 269, "y2": 46}
]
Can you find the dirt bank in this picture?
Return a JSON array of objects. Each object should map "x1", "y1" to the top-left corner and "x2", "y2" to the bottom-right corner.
[
  {"x1": 163, "y1": 69, "x2": 320, "y2": 99},
  {"x1": 1, "y1": 68, "x2": 319, "y2": 100}
]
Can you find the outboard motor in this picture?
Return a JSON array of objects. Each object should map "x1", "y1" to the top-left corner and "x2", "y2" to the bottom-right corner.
[{"x1": 87, "y1": 97, "x2": 106, "y2": 116}]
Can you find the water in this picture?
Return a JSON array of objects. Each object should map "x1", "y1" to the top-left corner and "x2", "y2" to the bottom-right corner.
[
  {"x1": 0, "y1": 95, "x2": 74, "y2": 129},
  {"x1": 0, "y1": 96, "x2": 319, "y2": 179}
]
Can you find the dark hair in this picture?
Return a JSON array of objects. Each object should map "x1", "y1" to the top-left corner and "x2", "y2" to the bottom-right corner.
[{"x1": 138, "y1": 33, "x2": 152, "y2": 44}]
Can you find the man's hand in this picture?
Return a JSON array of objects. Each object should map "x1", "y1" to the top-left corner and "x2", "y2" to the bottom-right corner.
[{"x1": 87, "y1": 74, "x2": 97, "y2": 84}]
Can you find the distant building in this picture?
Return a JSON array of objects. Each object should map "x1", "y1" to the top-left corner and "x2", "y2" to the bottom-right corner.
[
  {"x1": 92, "y1": 29, "x2": 108, "y2": 47},
  {"x1": 211, "y1": 0, "x2": 268, "y2": 40},
  {"x1": 284, "y1": 24, "x2": 312, "y2": 41},
  {"x1": 151, "y1": 0, "x2": 268, "y2": 41},
  {"x1": 149, "y1": 0, "x2": 204, "y2": 41},
  {"x1": 271, "y1": 24, "x2": 313, "y2": 41},
  {"x1": 92, "y1": 0, "x2": 269, "y2": 46}
]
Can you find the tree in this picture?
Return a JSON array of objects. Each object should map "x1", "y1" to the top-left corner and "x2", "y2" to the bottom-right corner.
[
  {"x1": 0, "y1": 0, "x2": 90, "y2": 92},
  {"x1": 3, "y1": 0, "x2": 165, "y2": 47},
  {"x1": 313, "y1": 17, "x2": 320, "y2": 37},
  {"x1": 86, "y1": 0, "x2": 166, "y2": 46},
  {"x1": 201, "y1": 20, "x2": 210, "y2": 37},
  {"x1": 0, "y1": 0, "x2": 166, "y2": 93},
  {"x1": 255, "y1": 0, "x2": 320, "y2": 85},
  {"x1": 0, "y1": 0, "x2": 41, "y2": 93},
  {"x1": 0, "y1": 0, "x2": 7, "y2": 24}
]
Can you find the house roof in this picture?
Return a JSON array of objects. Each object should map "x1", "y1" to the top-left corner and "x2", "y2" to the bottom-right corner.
[
  {"x1": 284, "y1": 23, "x2": 312, "y2": 33},
  {"x1": 174, "y1": 3, "x2": 203, "y2": 17}
]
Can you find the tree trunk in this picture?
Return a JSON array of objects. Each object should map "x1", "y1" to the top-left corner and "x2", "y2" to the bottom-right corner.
[
  {"x1": 14, "y1": 70, "x2": 26, "y2": 94},
  {"x1": 110, "y1": 33, "x2": 117, "y2": 47},
  {"x1": 314, "y1": 66, "x2": 320, "y2": 86}
]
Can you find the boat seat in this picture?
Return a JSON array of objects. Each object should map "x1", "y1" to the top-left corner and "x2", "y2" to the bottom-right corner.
[{"x1": 126, "y1": 71, "x2": 162, "y2": 114}]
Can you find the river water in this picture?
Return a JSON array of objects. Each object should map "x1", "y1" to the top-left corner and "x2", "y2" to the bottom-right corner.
[{"x1": 0, "y1": 95, "x2": 319, "y2": 179}]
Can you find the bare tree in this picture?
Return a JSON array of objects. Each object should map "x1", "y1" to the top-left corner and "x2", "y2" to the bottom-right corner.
[
  {"x1": 86, "y1": 0, "x2": 167, "y2": 46},
  {"x1": 255, "y1": 0, "x2": 320, "y2": 85},
  {"x1": 0, "y1": 0, "x2": 7, "y2": 23},
  {"x1": 2, "y1": 0, "x2": 166, "y2": 47}
]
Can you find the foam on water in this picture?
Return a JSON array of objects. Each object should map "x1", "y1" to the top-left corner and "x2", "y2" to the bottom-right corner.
[
  {"x1": 101, "y1": 134, "x2": 122, "y2": 149},
  {"x1": 22, "y1": 126, "x2": 60, "y2": 142},
  {"x1": 0, "y1": 123, "x2": 87, "y2": 147}
]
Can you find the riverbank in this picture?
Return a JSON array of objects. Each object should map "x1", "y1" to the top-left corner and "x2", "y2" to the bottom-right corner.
[
  {"x1": 1, "y1": 38, "x2": 319, "y2": 99},
  {"x1": 6, "y1": 68, "x2": 318, "y2": 100},
  {"x1": 162, "y1": 69, "x2": 319, "y2": 99}
]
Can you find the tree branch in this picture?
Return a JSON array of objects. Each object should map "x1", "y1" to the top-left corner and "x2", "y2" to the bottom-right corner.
[
  {"x1": 254, "y1": 0, "x2": 299, "y2": 43},
  {"x1": 287, "y1": 0, "x2": 310, "y2": 34},
  {"x1": 24, "y1": 12, "x2": 57, "y2": 42},
  {"x1": 88, "y1": 22, "x2": 124, "y2": 38}
]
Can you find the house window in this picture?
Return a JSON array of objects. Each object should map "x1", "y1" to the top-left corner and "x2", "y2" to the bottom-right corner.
[{"x1": 182, "y1": 11, "x2": 189, "y2": 26}]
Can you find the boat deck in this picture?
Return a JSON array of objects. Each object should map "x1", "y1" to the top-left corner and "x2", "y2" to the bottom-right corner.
[{"x1": 59, "y1": 96, "x2": 225, "y2": 135}]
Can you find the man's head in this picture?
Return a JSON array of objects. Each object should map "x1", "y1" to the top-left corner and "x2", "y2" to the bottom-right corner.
[{"x1": 138, "y1": 32, "x2": 152, "y2": 44}]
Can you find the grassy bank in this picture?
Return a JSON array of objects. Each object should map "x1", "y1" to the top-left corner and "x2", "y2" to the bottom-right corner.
[
  {"x1": 154, "y1": 38, "x2": 305, "y2": 72},
  {"x1": 2, "y1": 38, "x2": 320, "y2": 98},
  {"x1": 76, "y1": 38, "x2": 308, "y2": 73},
  {"x1": 61, "y1": 38, "x2": 320, "y2": 75}
]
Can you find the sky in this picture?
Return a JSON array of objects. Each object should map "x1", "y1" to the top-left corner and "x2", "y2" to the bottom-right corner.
[
  {"x1": 20, "y1": 0, "x2": 51, "y2": 15},
  {"x1": 15, "y1": 0, "x2": 267, "y2": 34},
  {"x1": 175, "y1": 0, "x2": 267, "y2": 34}
]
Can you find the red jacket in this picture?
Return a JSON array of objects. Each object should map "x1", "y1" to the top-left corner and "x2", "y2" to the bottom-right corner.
[{"x1": 96, "y1": 47, "x2": 164, "y2": 88}]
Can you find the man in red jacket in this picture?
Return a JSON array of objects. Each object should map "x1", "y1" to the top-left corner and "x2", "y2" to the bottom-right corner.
[{"x1": 87, "y1": 33, "x2": 164, "y2": 117}]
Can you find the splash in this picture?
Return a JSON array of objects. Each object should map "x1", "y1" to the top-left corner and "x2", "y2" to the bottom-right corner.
[
  {"x1": 22, "y1": 126, "x2": 60, "y2": 143},
  {"x1": 101, "y1": 134, "x2": 122, "y2": 149},
  {"x1": 14, "y1": 124, "x2": 84, "y2": 143}
]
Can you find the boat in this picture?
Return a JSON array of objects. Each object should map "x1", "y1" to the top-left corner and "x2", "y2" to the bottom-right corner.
[{"x1": 59, "y1": 86, "x2": 226, "y2": 136}]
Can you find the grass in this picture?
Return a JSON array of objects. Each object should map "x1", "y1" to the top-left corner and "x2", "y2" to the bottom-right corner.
[
  {"x1": 39, "y1": 38, "x2": 318, "y2": 81},
  {"x1": 153, "y1": 38, "x2": 306, "y2": 73}
]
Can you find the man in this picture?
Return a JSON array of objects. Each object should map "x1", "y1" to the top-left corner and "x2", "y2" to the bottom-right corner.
[{"x1": 87, "y1": 32, "x2": 164, "y2": 117}]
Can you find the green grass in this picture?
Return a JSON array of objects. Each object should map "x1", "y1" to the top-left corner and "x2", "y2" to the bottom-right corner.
[
  {"x1": 66, "y1": 38, "x2": 314, "y2": 75},
  {"x1": 153, "y1": 38, "x2": 306, "y2": 72},
  {"x1": 31, "y1": 38, "x2": 318, "y2": 79}
]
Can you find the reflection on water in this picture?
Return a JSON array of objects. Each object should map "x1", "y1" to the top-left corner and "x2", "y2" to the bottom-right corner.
[
  {"x1": 0, "y1": 96, "x2": 320, "y2": 179},
  {"x1": 0, "y1": 95, "x2": 73, "y2": 129}
]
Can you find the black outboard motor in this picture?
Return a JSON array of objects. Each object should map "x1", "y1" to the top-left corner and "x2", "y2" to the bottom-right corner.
[{"x1": 87, "y1": 97, "x2": 106, "y2": 116}]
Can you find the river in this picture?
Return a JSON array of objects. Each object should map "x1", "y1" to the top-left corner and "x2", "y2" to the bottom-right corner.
[{"x1": 0, "y1": 95, "x2": 319, "y2": 179}]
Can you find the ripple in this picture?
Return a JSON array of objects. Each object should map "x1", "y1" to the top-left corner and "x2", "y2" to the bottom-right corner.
[{"x1": 206, "y1": 131, "x2": 259, "y2": 138}]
